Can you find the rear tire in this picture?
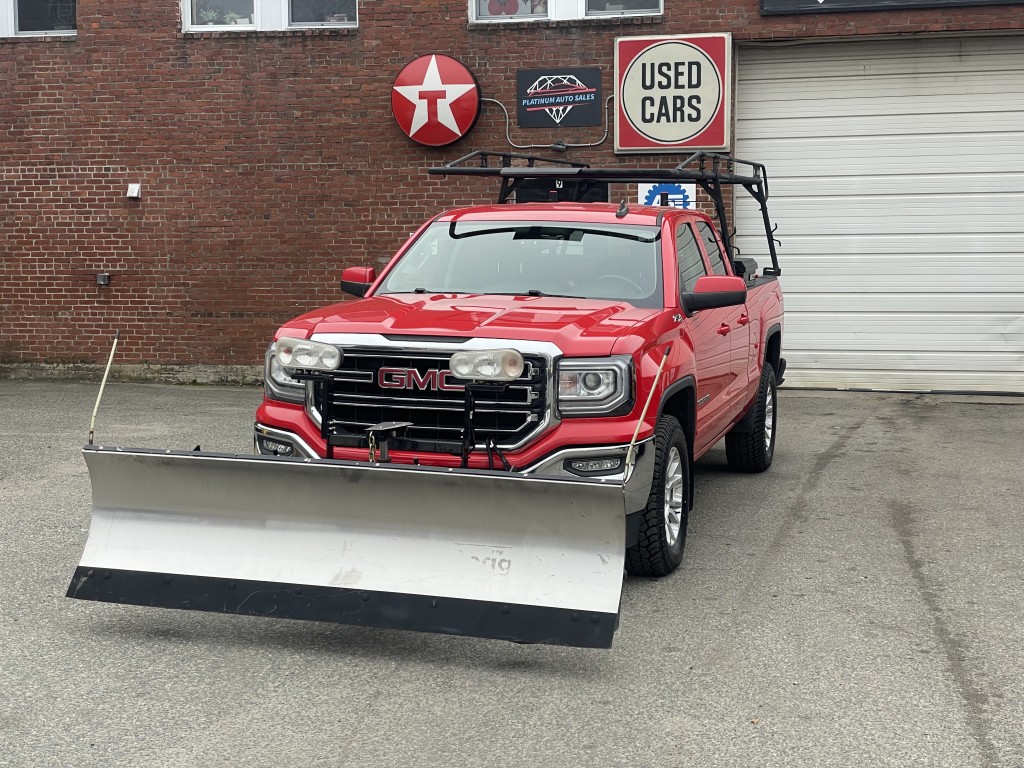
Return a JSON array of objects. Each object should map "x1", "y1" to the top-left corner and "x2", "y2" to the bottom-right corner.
[
  {"x1": 725, "y1": 363, "x2": 777, "y2": 473},
  {"x1": 625, "y1": 415, "x2": 689, "y2": 577}
]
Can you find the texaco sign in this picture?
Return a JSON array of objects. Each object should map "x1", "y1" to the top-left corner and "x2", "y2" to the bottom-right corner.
[
  {"x1": 392, "y1": 55, "x2": 482, "y2": 147},
  {"x1": 614, "y1": 34, "x2": 732, "y2": 153}
]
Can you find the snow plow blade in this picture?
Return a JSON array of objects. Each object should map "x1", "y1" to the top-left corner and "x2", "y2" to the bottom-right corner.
[{"x1": 68, "y1": 446, "x2": 626, "y2": 648}]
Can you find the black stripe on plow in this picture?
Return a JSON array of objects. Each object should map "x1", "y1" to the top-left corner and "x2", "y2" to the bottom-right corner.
[{"x1": 66, "y1": 566, "x2": 617, "y2": 648}]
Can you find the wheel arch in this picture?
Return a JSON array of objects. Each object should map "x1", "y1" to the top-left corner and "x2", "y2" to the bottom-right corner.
[
  {"x1": 658, "y1": 376, "x2": 696, "y2": 511},
  {"x1": 764, "y1": 323, "x2": 783, "y2": 374},
  {"x1": 732, "y1": 324, "x2": 783, "y2": 435}
]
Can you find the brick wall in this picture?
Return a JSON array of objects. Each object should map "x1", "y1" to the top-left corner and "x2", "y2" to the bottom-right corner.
[{"x1": 2, "y1": 0, "x2": 1022, "y2": 367}]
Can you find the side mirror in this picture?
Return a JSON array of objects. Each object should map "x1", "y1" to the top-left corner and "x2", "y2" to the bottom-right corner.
[
  {"x1": 681, "y1": 275, "x2": 747, "y2": 316},
  {"x1": 340, "y1": 266, "x2": 377, "y2": 298}
]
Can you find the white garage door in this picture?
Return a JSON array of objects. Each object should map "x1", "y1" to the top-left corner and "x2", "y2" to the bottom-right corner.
[{"x1": 734, "y1": 36, "x2": 1024, "y2": 393}]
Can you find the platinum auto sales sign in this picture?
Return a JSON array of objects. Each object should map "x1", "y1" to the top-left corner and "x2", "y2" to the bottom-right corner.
[{"x1": 614, "y1": 34, "x2": 732, "y2": 153}]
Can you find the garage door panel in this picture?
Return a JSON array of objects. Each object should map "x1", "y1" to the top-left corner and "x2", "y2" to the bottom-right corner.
[
  {"x1": 734, "y1": 233, "x2": 1024, "y2": 256},
  {"x1": 740, "y1": 37, "x2": 1022, "y2": 77},
  {"x1": 753, "y1": 174, "x2": 1024, "y2": 196},
  {"x1": 788, "y1": 350, "x2": 1024, "y2": 373},
  {"x1": 736, "y1": 82, "x2": 1024, "y2": 118},
  {"x1": 738, "y1": 113, "x2": 1024, "y2": 140},
  {"x1": 753, "y1": 201, "x2": 1024, "y2": 236},
  {"x1": 782, "y1": 366, "x2": 1024, "y2": 392},
  {"x1": 786, "y1": 312, "x2": 1023, "y2": 353},
  {"x1": 737, "y1": 137, "x2": 1024, "y2": 173},
  {"x1": 770, "y1": 259, "x2": 1024, "y2": 290},
  {"x1": 788, "y1": 293, "x2": 1023, "y2": 313}
]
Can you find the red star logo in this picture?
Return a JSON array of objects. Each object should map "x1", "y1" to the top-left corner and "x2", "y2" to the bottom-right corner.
[{"x1": 392, "y1": 55, "x2": 482, "y2": 147}]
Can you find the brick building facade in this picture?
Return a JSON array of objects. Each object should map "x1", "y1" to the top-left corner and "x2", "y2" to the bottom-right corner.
[{"x1": 2, "y1": 0, "x2": 1023, "y2": 385}]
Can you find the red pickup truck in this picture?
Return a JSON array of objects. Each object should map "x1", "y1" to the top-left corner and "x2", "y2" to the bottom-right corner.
[
  {"x1": 69, "y1": 151, "x2": 784, "y2": 648},
  {"x1": 254, "y1": 152, "x2": 785, "y2": 580}
]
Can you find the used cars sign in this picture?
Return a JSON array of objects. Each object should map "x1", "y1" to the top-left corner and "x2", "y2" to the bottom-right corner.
[{"x1": 614, "y1": 34, "x2": 731, "y2": 153}]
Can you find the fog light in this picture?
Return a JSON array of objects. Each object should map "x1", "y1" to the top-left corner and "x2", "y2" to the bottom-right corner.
[
  {"x1": 567, "y1": 457, "x2": 623, "y2": 475},
  {"x1": 257, "y1": 436, "x2": 295, "y2": 456}
]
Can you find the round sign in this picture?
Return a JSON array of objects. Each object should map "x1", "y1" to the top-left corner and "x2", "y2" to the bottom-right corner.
[
  {"x1": 620, "y1": 41, "x2": 722, "y2": 145},
  {"x1": 391, "y1": 55, "x2": 482, "y2": 147}
]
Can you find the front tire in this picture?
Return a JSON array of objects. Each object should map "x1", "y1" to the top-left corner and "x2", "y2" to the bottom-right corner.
[
  {"x1": 625, "y1": 415, "x2": 689, "y2": 577},
  {"x1": 725, "y1": 363, "x2": 778, "y2": 473}
]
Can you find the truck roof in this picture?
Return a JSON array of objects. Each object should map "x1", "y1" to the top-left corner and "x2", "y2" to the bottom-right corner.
[{"x1": 437, "y1": 202, "x2": 705, "y2": 227}]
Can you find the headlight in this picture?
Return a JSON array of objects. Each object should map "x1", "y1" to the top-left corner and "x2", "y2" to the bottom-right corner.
[
  {"x1": 449, "y1": 349, "x2": 524, "y2": 382},
  {"x1": 264, "y1": 342, "x2": 304, "y2": 404},
  {"x1": 276, "y1": 337, "x2": 342, "y2": 372},
  {"x1": 557, "y1": 357, "x2": 631, "y2": 415}
]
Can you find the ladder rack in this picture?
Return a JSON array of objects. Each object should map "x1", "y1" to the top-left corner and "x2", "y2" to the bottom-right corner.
[{"x1": 429, "y1": 150, "x2": 781, "y2": 276}]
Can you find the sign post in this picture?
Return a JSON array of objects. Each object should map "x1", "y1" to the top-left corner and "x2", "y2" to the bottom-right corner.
[{"x1": 614, "y1": 34, "x2": 732, "y2": 153}]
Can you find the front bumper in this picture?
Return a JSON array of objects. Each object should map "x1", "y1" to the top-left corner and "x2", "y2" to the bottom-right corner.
[{"x1": 254, "y1": 421, "x2": 657, "y2": 522}]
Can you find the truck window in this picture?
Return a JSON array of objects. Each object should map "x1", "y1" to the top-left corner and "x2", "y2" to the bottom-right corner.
[
  {"x1": 676, "y1": 224, "x2": 707, "y2": 293},
  {"x1": 377, "y1": 221, "x2": 664, "y2": 308},
  {"x1": 696, "y1": 221, "x2": 729, "y2": 276}
]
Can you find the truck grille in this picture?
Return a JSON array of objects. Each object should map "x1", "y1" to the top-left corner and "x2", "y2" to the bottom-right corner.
[{"x1": 308, "y1": 349, "x2": 549, "y2": 453}]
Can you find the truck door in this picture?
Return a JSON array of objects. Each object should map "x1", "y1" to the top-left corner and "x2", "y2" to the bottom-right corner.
[
  {"x1": 696, "y1": 221, "x2": 752, "y2": 411},
  {"x1": 676, "y1": 222, "x2": 735, "y2": 454}
]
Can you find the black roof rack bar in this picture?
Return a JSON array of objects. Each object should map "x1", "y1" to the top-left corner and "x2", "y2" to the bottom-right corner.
[
  {"x1": 428, "y1": 150, "x2": 781, "y2": 276},
  {"x1": 443, "y1": 149, "x2": 588, "y2": 170},
  {"x1": 430, "y1": 150, "x2": 765, "y2": 187}
]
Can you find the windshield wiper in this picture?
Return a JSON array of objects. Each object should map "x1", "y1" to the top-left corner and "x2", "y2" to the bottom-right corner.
[{"x1": 483, "y1": 289, "x2": 578, "y2": 298}]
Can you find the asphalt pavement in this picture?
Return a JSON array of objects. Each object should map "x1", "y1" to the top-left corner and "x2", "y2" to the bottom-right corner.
[{"x1": 1, "y1": 381, "x2": 1022, "y2": 767}]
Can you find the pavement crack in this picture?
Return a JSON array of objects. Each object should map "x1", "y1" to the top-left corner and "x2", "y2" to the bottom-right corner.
[
  {"x1": 889, "y1": 499, "x2": 998, "y2": 767},
  {"x1": 763, "y1": 419, "x2": 864, "y2": 559}
]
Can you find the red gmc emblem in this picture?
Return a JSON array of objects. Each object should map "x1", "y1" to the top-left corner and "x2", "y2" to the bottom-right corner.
[
  {"x1": 378, "y1": 367, "x2": 465, "y2": 392},
  {"x1": 391, "y1": 54, "x2": 482, "y2": 147}
]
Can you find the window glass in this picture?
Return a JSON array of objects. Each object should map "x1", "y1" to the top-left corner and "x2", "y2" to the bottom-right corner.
[
  {"x1": 191, "y1": 0, "x2": 254, "y2": 25},
  {"x1": 291, "y1": 0, "x2": 356, "y2": 25},
  {"x1": 676, "y1": 224, "x2": 706, "y2": 293},
  {"x1": 696, "y1": 220, "x2": 728, "y2": 276},
  {"x1": 16, "y1": 0, "x2": 76, "y2": 32},
  {"x1": 586, "y1": 0, "x2": 659, "y2": 15},
  {"x1": 379, "y1": 221, "x2": 664, "y2": 309},
  {"x1": 475, "y1": 0, "x2": 545, "y2": 20}
]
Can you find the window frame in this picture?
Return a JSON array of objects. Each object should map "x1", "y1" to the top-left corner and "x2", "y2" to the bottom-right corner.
[
  {"x1": 470, "y1": 0, "x2": 660, "y2": 23},
  {"x1": 181, "y1": 0, "x2": 358, "y2": 32},
  {"x1": 1, "y1": 0, "x2": 77, "y2": 36}
]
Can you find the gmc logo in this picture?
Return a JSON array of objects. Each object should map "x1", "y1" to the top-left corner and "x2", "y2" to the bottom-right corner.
[{"x1": 378, "y1": 367, "x2": 465, "y2": 392}]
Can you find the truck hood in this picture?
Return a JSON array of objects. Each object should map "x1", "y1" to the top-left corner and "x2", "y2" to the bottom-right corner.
[{"x1": 279, "y1": 294, "x2": 659, "y2": 357}]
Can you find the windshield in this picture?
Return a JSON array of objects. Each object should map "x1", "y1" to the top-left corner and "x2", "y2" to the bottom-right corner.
[{"x1": 377, "y1": 221, "x2": 663, "y2": 308}]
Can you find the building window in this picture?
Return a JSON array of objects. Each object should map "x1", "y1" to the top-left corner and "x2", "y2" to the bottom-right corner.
[
  {"x1": 2, "y1": 0, "x2": 77, "y2": 35},
  {"x1": 183, "y1": 0, "x2": 357, "y2": 30},
  {"x1": 584, "y1": 0, "x2": 658, "y2": 14},
  {"x1": 290, "y1": 0, "x2": 356, "y2": 25},
  {"x1": 474, "y1": 0, "x2": 545, "y2": 21},
  {"x1": 191, "y1": 0, "x2": 253, "y2": 26},
  {"x1": 471, "y1": 0, "x2": 659, "y2": 22}
]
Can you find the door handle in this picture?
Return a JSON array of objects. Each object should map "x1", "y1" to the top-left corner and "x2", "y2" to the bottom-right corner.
[
  {"x1": 717, "y1": 323, "x2": 730, "y2": 336},
  {"x1": 737, "y1": 314, "x2": 750, "y2": 325}
]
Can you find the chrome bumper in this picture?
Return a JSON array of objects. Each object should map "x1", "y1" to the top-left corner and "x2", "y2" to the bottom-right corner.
[{"x1": 253, "y1": 422, "x2": 656, "y2": 515}]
